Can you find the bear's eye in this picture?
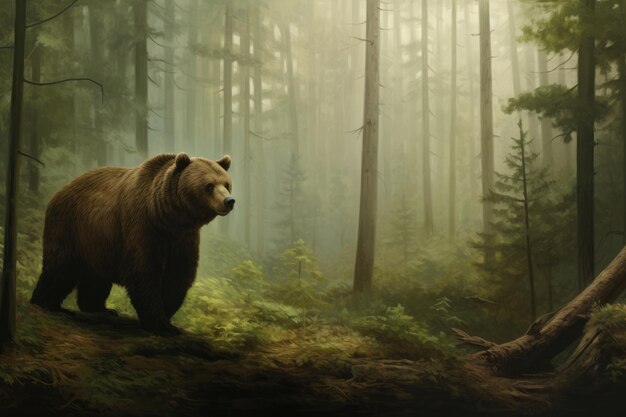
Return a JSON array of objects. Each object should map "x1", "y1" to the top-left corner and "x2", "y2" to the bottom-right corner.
[
  {"x1": 206, "y1": 184, "x2": 215, "y2": 193},
  {"x1": 225, "y1": 183, "x2": 231, "y2": 192}
]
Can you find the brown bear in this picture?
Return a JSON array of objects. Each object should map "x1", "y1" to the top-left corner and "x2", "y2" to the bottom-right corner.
[{"x1": 30, "y1": 152, "x2": 234, "y2": 335}]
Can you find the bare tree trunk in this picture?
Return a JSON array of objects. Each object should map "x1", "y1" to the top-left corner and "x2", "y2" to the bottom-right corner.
[
  {"x1": 421, "y1": 0, "x2": 434, "y2": 236},
  {"x1": 479, "y1": 0, "x2": 494, "y2": 262},
  {"x1": 134, "y1": 0, "x2": 149, "y2": 159},
  {"x1": 241, "y1": 2, "x2": 251, "y2": 248},
  {"x1": 185, "y1": 0, "x2": 199, "y2": 154},
  {"x1": 469, "y1": 246, "x2": 626, "y2": 376},
  {"x1": 507, "y1": 0, "x2": 521, "y2": 97},
  {"x1": 353, "y1": 0, "x2": 380, "y2": 295},
  {"x1": 465, "y1": 0, "x2": 477, "y2": 223},
  {"x1": 284, "y1": 24, "x2": 299, "y2": 157},
  {"x1": 221, "y1": 0, "x2": 233, "y2": 235},
  {"x1": 577, "y1": 0, "x2": 596, "y2": 291},
  {"x1": 1, "y1": 0, "x2": 26, "y2": 345},
  {"x1": 537, "y1": 49, "x2": 553, "y2": 167},
  {"x1": 28, "y1": 44, "x2": 41, "y2": 193},
  {"x1": 253, "y1": 1, "x2": 265, "y2": 256},
  {"x1": 89, "y1": 4, "x2": 106, "y2": 166},
  {"x1": 163, "y1": 0, "x2": 175, "y2": 152},
  {"x1": 556, "y1": 52, "x2": 573, "y2": 174},
  {"x1": 524, "y1": 46, "x2": 540, "y2": 154},
  {"x1": 449, "y1": 0, "x2": 458, "y2": 239},
  {"x1": 223, "y1": 0, "x2": 233, "y2": 157}
]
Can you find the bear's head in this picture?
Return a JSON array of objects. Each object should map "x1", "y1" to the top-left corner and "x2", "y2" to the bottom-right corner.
[{"x1": 174, "y1": 153, "x2": 235, "y2": 224}]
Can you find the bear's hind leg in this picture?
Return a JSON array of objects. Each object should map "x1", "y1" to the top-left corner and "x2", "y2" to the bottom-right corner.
[
  {"x1": 77, "y1": 277, "x2": 116, "y2": 315},
  {"x1": 30, "y1": 264, "x2": 78, "y2": 313}
]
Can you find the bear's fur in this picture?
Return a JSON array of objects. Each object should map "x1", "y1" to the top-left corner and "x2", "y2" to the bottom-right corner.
[{"x1": 30, "y1": 153, "x2": 234, "y2": 335}]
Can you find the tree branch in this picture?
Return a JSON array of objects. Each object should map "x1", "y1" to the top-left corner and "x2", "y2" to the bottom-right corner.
[
  {"x1": 26, "y1": 0, "x2": 80, "y2": 29},
  {"x1": 24, "y1": 77, "x2": 104, "y2": 103},
  {"x1": 18, "y1": 150, "x2": 45, "y2": 166},
  {"x1": 0, "y1": 46, "x2": 14, "y2": 50}
]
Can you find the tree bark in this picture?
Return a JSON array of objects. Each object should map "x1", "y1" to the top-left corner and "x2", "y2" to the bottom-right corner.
[
  {"x1": 134, "y1": 0, "x2": 149, "y2": 159},
  {"x1": 28, "y1": 43, "x2": 41, "y2": 193},
  {"x1": 524, "y1": 46, "x2": 540, "y2": 155},
  {"x1": 353, "y1": 0, "x2": 380, "y2": 295},
  {"x1": 241, "y1": 2, "x2": 251, "y2": 248},
  {"x1": 284, "y1": 24, "x2": 299, "y2": 157},
  {"x1": 468, "y1": 246, "x2": 626, "y2": 376},
  {"x1": 507, "y1": 0, "x2": 521, "y2": 97},
  {"x1": 479, "y1": 0, "x2": 494, "y2": 262},
  {"x1": 89, "y1": 4, "x2": 106, "y2": 166},
  {"x1": 1, "y1": 0, "x2": 26, "y2": 345},
  {"x1": 448, "y1": 0, "x2": 458, "y2": 239},
  {"x1": 464, "y1": 0, "x2": 477, "y2": 223},
  {"x1": 253, "y1": 1, "x2": 265, "y2": 257},
  {"x1": 221, "y1": 0, "x2": 233, "y2": 235},
  {"x1": 164, "y1": 0, "x2": 176, "y2": 152},
  {"x1": 421, "y1": 0, "x2": 434, "y2": 236},
  {"x1": 185, "y1": 0, "x2": 199, "y2": 154},
  {"x1": 537, "y1": 49, "x2": 553, "y2": 167},
  {"x1": 577, "y1": 0, "x2": 596, "y2": 291}
]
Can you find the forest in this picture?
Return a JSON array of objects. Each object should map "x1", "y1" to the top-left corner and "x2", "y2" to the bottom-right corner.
[{"x1": 0, "y1": 0, "x2": 625, "y2": 416}]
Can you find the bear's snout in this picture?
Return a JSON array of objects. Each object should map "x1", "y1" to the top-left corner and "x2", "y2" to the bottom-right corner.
[{"x1": 224, "y1": 197, "x2": 236, "y2": 211}]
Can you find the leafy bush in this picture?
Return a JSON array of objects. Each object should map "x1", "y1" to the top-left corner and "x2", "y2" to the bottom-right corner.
[{"x1": 350, "y1": 305, "x2": 448, "y2": 359}]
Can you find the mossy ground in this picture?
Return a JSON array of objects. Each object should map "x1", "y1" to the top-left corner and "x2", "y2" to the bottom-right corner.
[
  {"x1": 1, "y1": 299, "x2": 625, "y2": 417},
  {"x1": 0, "y1": 303, "x2": 471, "y2": 417}
]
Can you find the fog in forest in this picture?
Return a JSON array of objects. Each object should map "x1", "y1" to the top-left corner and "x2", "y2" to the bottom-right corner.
[
  {"x1": 1, "y1": 0, "x2": 626, "y2": 415},
  {"x1": 1, "y1": 0, "x2": 626, "y2": 381}
]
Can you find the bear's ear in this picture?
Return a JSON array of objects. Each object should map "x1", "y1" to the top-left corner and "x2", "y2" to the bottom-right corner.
[
  {"x1": 175, "y1": 152, "x2": 191, "y2": 171},
  {"x1": 217, "y1": 155, "x2": 231, "y2": 171}
]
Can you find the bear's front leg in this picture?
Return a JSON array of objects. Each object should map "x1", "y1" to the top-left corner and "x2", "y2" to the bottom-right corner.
[{"x1": 127, "y1": 279, "x2": 181, "y2": 336}]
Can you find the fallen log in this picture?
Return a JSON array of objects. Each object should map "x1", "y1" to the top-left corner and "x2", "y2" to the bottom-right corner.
[{"x1": 468, "y1": 246, "x2": 626, "y2": 376}]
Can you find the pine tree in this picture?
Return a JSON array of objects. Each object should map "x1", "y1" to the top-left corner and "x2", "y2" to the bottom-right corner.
[
  {"x1": 384, "y1": 192, "x2": 418, "y2": 269},
  {"x1": 474, "y1": 121, "x2": 574, "y2": 325}
]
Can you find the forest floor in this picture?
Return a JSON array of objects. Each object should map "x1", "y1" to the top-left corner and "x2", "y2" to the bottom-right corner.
[{"x1": 0, "y1": 304, "x2": 625, "y2": 417}]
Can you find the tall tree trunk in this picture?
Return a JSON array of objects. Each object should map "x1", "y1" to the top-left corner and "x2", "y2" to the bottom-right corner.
[
  {"x1": 221, "y1": 0, "x2": 233, "y2": 235},
  {"x1": 519, "y1": 121, "x2": 537, "y2": 322},
  {"x1": 524, "y1": 46, "x2": 540, "y2": 154},
  {"x1": 63, "y1": 9, "x2": 79, "y2": 173},
  {"x1": 241, "y1": 2, "x2": 251, "y2": 248},
  {"x1": 134, "y1": 0, "x2": 149, "y2": 159},
  {"x1": 223, "y1": 0, "x2": 233, "y2": 157},
  {"x1": 163, "y1": 0, "x2": 175, "y2": 152},
  {"x1": 465, "y1": 0, "x2": 477, "y2": 223},
  {"x1": 185, "y1": 0, "x2": 199, "y2": 154},
  {"x1": 577, "y1": 0, "x2": 596, "y2": 291},
  {"x1": 507, "y1": 0, "x2": 521, "y2": 97},
  {"x1": 1, "y1": 0, "x2": 26, "y2": 345},
  {"x1": 89, "y1": 4, "x2": 106, "y2": 166},
  {"x1": 253, "y1": 1, "x2": 265, "y2": 256},
  {"x1": 421, "y1": 0, "x2": 434, "y2": 235},
  {"x1": 479, "y1": 0, "x2": 494, "y2": 262},
  {"x1": 353, "y1": 0, "x2": 380, "y2": 295},
  {"x1": 449, "y1": 0, "x2": 458, "y2": 239},
  {"x1": 28, "y1": 44, "x2": 41, "y2": 193},
  {"x1": 284, "y1": 24, "x2": 299, "y2": 157},
  {"x1": 435, "y1": 0, "x2": 445, "y2": 216},
  {"x1": 557, "y1": 52, "x2": 573, "y2": 175},
  {"x1": 537, "y1": 49, "x2": 553, "y2": 167}
]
